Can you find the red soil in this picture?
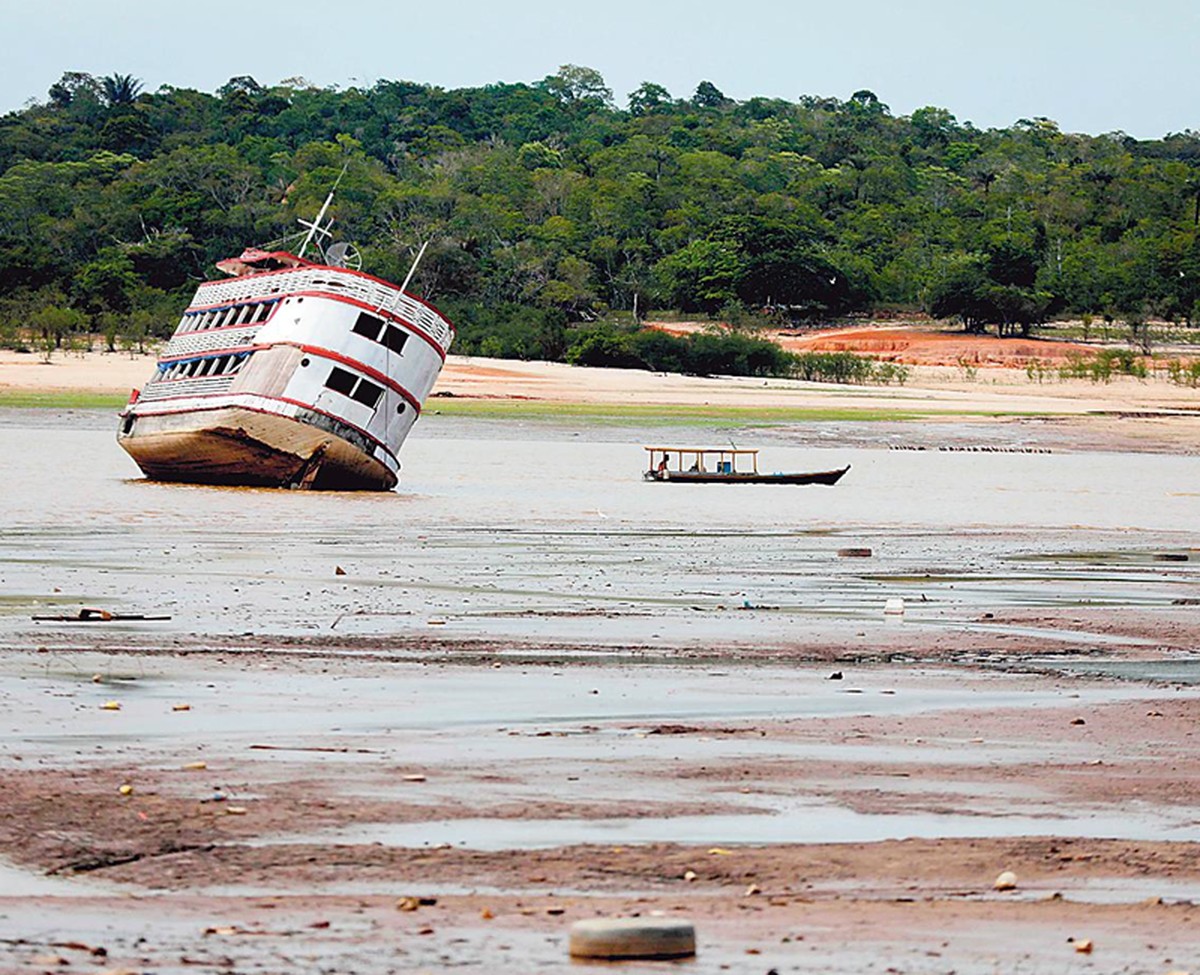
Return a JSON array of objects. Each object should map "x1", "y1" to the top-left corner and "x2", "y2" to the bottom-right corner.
[{"x1": 651, "y1": 322, "x2": 1096, "y2": 368}]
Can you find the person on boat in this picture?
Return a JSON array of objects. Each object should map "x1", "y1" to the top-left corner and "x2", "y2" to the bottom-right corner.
[{"x1": 656, "y1": 456, "x2": 669, "y2": 477}]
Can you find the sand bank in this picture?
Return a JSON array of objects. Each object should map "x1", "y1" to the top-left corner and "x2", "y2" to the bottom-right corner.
[{"x1": 3, "y1": 346, "x2": 1199, "y2": 417}]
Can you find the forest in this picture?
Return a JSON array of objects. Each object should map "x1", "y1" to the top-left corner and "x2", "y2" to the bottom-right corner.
[{"x1": 2, "y1": 66, "x2": 1200, "y2": 373}]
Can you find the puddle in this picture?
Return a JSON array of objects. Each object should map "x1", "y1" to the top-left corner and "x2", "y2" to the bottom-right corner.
[
  {"x1": 2, "y1": 662, "x2": 1175, "y2": 759},
  {"x1": 1026, "y1": 657, "x2": 1200, "y2": 685},
  {"x1": 0, "y1": 859, "x2": 115, "y2": 896},
  {"x1": 254, "y1": 798, "x2": 1200, "y2": 850}
]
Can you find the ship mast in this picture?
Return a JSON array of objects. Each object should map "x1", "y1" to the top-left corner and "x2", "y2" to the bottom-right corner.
[{"x1": 297, "y1": 164, "x2": 348, "y2": 260}]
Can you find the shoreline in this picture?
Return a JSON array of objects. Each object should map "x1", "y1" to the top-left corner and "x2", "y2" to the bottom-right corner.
[{"x1": 3, "y1": 348, "x2": 1200, "y2": 456}]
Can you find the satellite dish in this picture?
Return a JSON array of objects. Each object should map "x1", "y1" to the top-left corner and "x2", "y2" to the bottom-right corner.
[{"x1": 325, "y1": 241, "x2": 363, "y2": 271}]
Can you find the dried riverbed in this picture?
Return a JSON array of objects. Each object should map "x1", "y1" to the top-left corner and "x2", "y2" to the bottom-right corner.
[{"x1": 0, "y1": 408, "x2": 1198, "y2": 974}]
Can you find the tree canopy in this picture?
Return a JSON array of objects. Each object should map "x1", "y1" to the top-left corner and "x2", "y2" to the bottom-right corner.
[{"x1": 3, "y1": 66, "x2": 1200, "y2": 358}]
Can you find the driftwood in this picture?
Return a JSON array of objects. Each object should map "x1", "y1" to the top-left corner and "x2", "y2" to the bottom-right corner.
[{"x1": 31, "y1": 607, "x2": 172, "y2": 622}]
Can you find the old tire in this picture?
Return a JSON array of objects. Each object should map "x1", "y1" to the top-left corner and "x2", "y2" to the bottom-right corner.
[{"x1": 568, "y1": 918, "x2": 696, "y2": 960}]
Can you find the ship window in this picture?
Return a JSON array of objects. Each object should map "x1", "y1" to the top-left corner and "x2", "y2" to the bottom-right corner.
[
  {"x1": 353, "y1": 312, "x2": 385, "y2": 341},
  {"x1": 351, "y1": 380, "x2": 383, "y2": 408},
  {"x1": 384, "y1": 326, "x2": 408, "y2": 354},
  {"x1": 325, "y1": 366, "x2": 357, "y2": 397}
]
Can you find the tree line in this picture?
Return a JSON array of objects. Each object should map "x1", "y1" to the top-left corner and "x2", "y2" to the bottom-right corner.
[{"x1": 3, "y1": 66, "x2": 1200, "y2": 364}]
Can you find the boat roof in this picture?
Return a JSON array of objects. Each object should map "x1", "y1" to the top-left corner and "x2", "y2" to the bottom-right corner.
[
  {"x1": 215, "y1": 248, "x2": 314, "y2": 277},
  {"x1": 644, "y1": 446, "x2": 759, "y2": 455}
]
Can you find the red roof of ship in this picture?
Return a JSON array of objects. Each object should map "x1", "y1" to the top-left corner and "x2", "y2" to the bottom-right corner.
[{"x1": 216, "y1": 248, "x2": 314, "y2": 277}]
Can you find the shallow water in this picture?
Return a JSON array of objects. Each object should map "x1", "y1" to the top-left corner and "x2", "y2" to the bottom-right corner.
[
  {"x1": 2, "y1": 658, "x2": 1152, "y2": 751},
  {"x1": 1, "y1": 411, "x2": 1197, "y2": 647},
  {"x1": 263, "y1": 801, "x2": 1200, "y2": 849}
]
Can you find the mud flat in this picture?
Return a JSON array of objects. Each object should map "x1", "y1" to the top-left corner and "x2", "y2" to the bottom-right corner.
[{"x1": 0, "y1": 407, "x2": 1198, "y2": 973}]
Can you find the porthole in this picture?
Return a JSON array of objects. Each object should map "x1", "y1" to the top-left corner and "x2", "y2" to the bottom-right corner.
[
  {"x1": 300, "y1": 357, "x2": 310, "y2": 367},
  {"x1": 396, "y1": 402, "x2": 406, "y2": 414}
]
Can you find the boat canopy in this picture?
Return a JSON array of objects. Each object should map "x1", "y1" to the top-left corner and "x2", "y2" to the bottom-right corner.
[{"x1": 644, "y1": 446, "x2": 759, "y2": 473}]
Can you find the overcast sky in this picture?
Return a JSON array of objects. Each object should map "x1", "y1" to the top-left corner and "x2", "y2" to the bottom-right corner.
[{"x1": 2, "y1": 0, "x2": 1196, "y2": 139}]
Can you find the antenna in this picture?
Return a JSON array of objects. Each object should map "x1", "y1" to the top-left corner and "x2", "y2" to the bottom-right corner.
[
  {"x1": 399, "y1": 239, "x2": 430, "y2": 294},
  {"x1": 297, "y1": 164, "x2": 348, "y2": 259},
  {"x1": 375, "y1": 239, "x2": 431, "y2": 319}
]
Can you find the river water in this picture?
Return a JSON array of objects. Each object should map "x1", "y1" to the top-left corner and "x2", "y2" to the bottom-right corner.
[{"x1": 0, "y1": 409, "x2": 1197, "y2": 647}]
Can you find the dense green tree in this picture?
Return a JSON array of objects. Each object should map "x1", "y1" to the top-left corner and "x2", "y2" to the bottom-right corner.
[
  {"x1": 100, "y1": 74, "x2": 144, "y2": 107},
  {"x1": 628, "y1": 82, "x2": 672, "y2": 117},
  {"x1": 692, "y1": 81, "x2": 731, "y2": 109},
  {"x1": 3, "y1": 70, "x2": 1200, "y2": 362}
]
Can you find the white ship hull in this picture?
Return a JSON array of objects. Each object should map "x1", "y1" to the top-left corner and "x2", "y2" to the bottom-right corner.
[{"x1": 118, "y1": 253, "x2": 454, "y2": 491}]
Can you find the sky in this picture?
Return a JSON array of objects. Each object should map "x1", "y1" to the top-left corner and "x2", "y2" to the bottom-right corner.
[{"x1": 2, "y1": 0, "x2": 1197, "y2": 139}]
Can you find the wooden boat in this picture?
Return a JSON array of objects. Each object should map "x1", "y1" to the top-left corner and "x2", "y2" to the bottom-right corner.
[
  {"x1": 643, "y1": 447, "x2": 849, "y2": 485},
  {"x1": 117, "y1": 187, "x2": 452, "y2": 491}
]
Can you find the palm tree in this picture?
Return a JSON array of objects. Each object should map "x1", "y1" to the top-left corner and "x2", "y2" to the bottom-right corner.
[{"x1": 100, "y1": 73, "x2": 143, "y2": 107}]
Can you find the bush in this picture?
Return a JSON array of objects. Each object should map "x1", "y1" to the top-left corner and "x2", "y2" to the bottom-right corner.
[
  {"x1": 1165, "y1": 358, "x2": 1200, "y2": 387},
  {"x1": 1059, "y1": 349, "x2": 1147, "y2": 383},
  {"x1": 790, "y1": 351, "x2": 874, "y2": 384},
  {"x1": 565, "y1": 326, "x2": 641, "y2": 368}
]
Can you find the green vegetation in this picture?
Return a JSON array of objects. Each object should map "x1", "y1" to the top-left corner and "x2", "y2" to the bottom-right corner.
[
  {"x1": 425, "y1": 399, "x2": 947, "y2": 423},
  {"x1": 0, "y1": 390, "x2": 129, "y2": 409},
  {"x1": 3, "y1": 68, "x2": 1200, "y2": 366},
  {"x1": 1164, "y1": 358, "x2": 1200, "y2": 386},
  {"x1": 1058, "y1": 348, "x2": 1148, "y2": 382}
]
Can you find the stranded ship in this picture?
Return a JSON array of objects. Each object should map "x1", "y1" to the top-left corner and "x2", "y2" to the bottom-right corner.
[{"x1": 117, "y1": 190, "x2": 453, "y2": 491}]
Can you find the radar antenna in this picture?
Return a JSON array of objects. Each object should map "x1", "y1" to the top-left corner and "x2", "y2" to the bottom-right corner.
[{"x1": 325, "y1": 241, "x2": 363, "y2": 271}]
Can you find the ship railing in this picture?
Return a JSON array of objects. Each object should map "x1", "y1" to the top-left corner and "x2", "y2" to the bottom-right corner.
[
  {"x1": 163, "y1": 326, "x2": 261, "y2": 359},
  {"x1": 193, "y1": 268, "x2": 453, "y2": 352},
  {"x1": 137, "y1": 374, "x2": 237, "y2": 403}
]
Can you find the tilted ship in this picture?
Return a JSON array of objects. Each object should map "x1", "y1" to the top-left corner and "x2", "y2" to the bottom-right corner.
[{"x1": 117, "y1": 189, "x2": 453, "y2": 491}]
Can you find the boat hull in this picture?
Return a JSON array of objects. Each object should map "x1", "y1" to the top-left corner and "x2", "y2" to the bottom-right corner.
[
  {"x1": 119, "y1": 406, "x2": 396, "y2": 491},
  {"x1": 645, "y1": 465, "x2": 850, "y2": 485}
]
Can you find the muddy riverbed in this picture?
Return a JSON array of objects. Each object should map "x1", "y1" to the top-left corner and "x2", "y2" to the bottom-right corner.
[{"x1": 0, "y1": 409, "x2": 1197, "y2": 974}]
